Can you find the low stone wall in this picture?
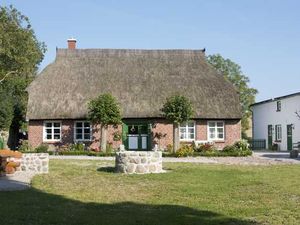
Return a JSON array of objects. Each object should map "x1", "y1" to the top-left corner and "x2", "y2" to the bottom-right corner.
[
  {"x1": 8, "y1": 153, "x2": 49, "y2": 174},
  {"x1": 115, "y1": 151, "x2": 163, "y2": 174}
]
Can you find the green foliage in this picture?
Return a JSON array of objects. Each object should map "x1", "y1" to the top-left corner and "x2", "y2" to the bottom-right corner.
[
  {"x1": 35, "y1": 144, "x2": 49, "y2": 153},
  {"x1": 175, "y1": 144, "x2": 194, "y2": 157},
  {"x1": 166, "y1": 144, "x2": 173, "y2": 153},
  {"x1": 18, "y1": 140, "x2": 33, "y2": 152},
  {"x1": 0, "y1": 88, "x2": 14, "y2": 130},
  {"x1": 194, "y1": 143, "x2": 217, "y2": 152},
  {"x1": 88, "y1": 93, "x2": 122, "y2": 126},
  {"x1": 222, "y1": 140, "x2": 252, "y2": 156},
  {"x1": 207, "y1": 54, "x2": 258, "y2": 136},
  {"x1": 161, "y1": 95, "x2": 194, "y2": 124},
  {"x1": 106, "y1": 143, "x2": 114, "y2": 154},
  {"x1": 113, "y1": 131, "x2": 122, "y2": 142},
  {"x1": 70, "y1": 143, "x2": 85, "y2": 152},
  {"x1": 0, "y1": 5, "x2": 46, "y2": 145}
]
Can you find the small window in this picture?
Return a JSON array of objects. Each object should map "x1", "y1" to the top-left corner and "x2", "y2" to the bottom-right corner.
[
  {"x1": 179, "y1": 122, "x2": 195, "y2": 141},
  {"x1": 275, "y1": 125, "x2": 282, "y2": 141},
  {"x1": 208, "y1": 121, "x2": 225, "y2": 141},
  {"x1": 74, "y1": 121, "x2": 91, "y2": 141},
  {"x1": 277, "y1": 101, "x2": 281, "y2": 112},
  {"x1": 43, "y1": 121, "x2": 61, "y2": 141}
]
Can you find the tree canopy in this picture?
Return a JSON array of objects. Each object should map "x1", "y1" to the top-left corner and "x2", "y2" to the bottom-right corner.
[
  {"x1": 207, "y1": 54, "x2": 258, "y2": 137},
  {"x1": 88, "y1": 93, "x2": 122, "y2": 126},
  {"x1": 0, "y1": 5, "x2": 46, "y2": 147},
  {"x1": 161, "y1": 95, "x2": 194, "y2": 152},
  {"x1": 161, "y1": 95, "x2": 194, "y2": 124}
]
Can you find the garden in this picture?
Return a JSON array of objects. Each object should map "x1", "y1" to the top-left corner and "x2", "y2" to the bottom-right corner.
[
  {"x1": 17, "y1": 139, "x2": 252, "y2": 158},
  {"x1": 1, "y1": 159, "x2": 300, "y2": 225}
]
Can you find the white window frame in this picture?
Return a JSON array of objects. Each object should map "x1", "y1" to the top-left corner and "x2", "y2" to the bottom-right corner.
[
  {"x1": 276, "y1": 124, "x2": 282, "y2": 141},
  {"x1": 207, "y1": 121, "x2": 225, "y2": 141},
  {"x1": 43, "y1": 121, "x2": 62, "y2": 142},
  {"x1": 179, "y1": 121, "x2": 196, "y2": 141},
  {"x1": 74, "y1": 121, "x2": 92, "y2": 142}
]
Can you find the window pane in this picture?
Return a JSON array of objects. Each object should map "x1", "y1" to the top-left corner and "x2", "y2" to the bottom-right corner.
[
  {"x1": 46, "y1": 134, "x2": 52, "y2": 139},
  {"x1": 188, "y1": 133, "x2": 194, "y2": 139},
  {"x1": 188, "y1": 122, "x2": 194, "y2": 128},
  {"x1": 209, "y1": 128, "x2": 215, "y2": 139},
  {"x1": 54, "y1": 122, "x2": 60, "y2": 128},
  {"x1": 76, "y1": 122, "x2": 83, "y2": 128},
  {"x1": 217, "y1": 122, "x2": 223, "y2": 127},
  {"x1": 84, "y1": 122, "x2": 90, "y2": 128},
  {"x1": 54, "y1": 135, "x2": 60, "y2": 139},
  {"x1": 45, "y1": 123, "x2": 52, "y2": 128},
  {"x1": 76, "y1": 128, "x2": 82, "y2": 134},
  {"x1": 208, "y1": 122, "x2": 215, "y2": 128},
  {"x1": 76, "y1": 134, "x2": 82, "y2": 140},
  {"x1": 46, "y1": 129, "x2": 52, "y2": 134},
  {"x1": 84, "y1": 134, "x2": 90, "y2": 140},
  {"x1": 84, "y1": 128, "x2": 90, "y2": 134},
  {"x1": 180, "y1": 123, "x2": 186, "y2": 128},
  {"x1": 218, "y1": 133, "x2": 224, "y2": 139},
  {"x1": 54, "y1": 129, "x2": 60, "y2": 134}
]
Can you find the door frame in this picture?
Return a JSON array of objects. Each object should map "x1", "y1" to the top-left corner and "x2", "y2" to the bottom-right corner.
[
  {"x1": 122, "y1": 120, "x2": 152, "y2": 151},
  {"x1": 268, "y1": 125, "x2": 273, "y2": 150},
  {"x1": 287, "y1": 124, "x2": 293, "y2": 151}
]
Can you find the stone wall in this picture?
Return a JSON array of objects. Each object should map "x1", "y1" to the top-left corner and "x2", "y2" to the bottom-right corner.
[
  {"x1": 16, "y1": 153, "x2": 49, "y2": 174},
  {"x1": 115, "y1": 151, "x2": 163, "y2": 174}
]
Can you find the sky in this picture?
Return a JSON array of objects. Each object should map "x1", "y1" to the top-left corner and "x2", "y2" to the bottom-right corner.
[{"x1": 2, "y1": 0, "x2": 300, "y2": 102}]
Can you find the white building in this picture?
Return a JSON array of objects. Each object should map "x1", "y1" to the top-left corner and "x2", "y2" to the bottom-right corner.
[{"x1": 251, "y1": 92, "x2": 300, "y2": 151}]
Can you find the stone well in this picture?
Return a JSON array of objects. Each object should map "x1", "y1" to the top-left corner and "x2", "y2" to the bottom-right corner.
[{"x1": 115, "y1": 151, "x2": 163, "y2": 174}]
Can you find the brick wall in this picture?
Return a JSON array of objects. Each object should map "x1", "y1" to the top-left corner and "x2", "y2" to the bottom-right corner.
[{"x1": 28, "y1": 119, "x2": 241, "y2": 150}]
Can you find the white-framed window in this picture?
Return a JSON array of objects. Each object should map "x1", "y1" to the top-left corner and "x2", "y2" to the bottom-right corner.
[
  {"x1": 208, "y1": 121, "x2": 225, "y2": 141},
  {"x1": 43, "y1": 121, "x2": 61, "y2": 142},
  {"x1": 74, "y1": 121, "x2": 92, "y2": 141},
  {"x1": 179, "y1": 121, "x2": 195, "y2": 141},
  {"x1": 275, "y1": 124, "x2": 282, "y2": 141}
]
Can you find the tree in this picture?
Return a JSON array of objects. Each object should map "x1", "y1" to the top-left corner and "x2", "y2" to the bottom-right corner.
[
  {"x1": 161, "y1": 95, "x2": 194, "y2": 152},
  {"x1": 207, "y1": 54, "x2": 258, "y2": 138},
  {"x1": 0, "y1": 5, "x2": 46, "y2": 148},
  {"x1": 88, "y1": 93, "x2": 122, "y2": 152}
]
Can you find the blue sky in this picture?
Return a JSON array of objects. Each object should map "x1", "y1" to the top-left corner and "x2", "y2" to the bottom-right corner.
[{"x1": 2, "y1": 0, "x2": 300, "y2": 101}]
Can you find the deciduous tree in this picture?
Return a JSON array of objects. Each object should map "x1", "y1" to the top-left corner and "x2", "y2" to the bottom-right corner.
[
  {"x1": 207, "y1": 54, "x2": 258, "y2": 138},
  {"x1": 88, "y1": 93, "x2": 122, "y2": 152},
  {"x1": 161, "y1": 95, "x2": 194, "y2": 152}
]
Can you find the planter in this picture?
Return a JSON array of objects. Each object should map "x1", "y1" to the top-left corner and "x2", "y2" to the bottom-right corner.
[{"x1": 290, "y1": 150, "x2": 299, "y2": 158}]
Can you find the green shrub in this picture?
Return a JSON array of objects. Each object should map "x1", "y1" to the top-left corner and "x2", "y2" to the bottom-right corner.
[
  {"x1": 35, "y1": 144, "x2": 49, "y2": 153},
  {"x1": 18, "y1": 140, "x2": 33, "y2": 152},
  {"x1": 70, "y1": 143, "x2": 85, "y2": 152},
  {"x1": 175, "y1": 144, "x2": 194, "y2": 157},
  {"x1": 196, "y1": 143, "x2": 217, "y2": 152}
]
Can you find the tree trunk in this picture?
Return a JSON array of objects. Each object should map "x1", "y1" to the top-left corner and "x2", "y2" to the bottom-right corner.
[
  {"x1": 100, "y1": 124, "x2": 107, "y2": 152},
  {"x1": 173, "y1": 123, "x2": 180, "y2": 153}
]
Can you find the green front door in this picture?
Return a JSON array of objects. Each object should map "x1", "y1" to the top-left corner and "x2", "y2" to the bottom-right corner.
[
  {"x1": 268, "y1": 125, "x2": 273, "y2": 150},
  {"x1": 122, "y1": 123, "x2": 151, "y2": 151},
  {"x1": 287, "y1": 124, "x2": 293, "y2": 151}
]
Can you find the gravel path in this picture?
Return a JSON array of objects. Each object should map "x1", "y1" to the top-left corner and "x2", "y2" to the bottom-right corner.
[
  {"x1": 0, "y1": 172, "x2": 35, "y2": 191},
  {"x1": 50, "y1": 152, "x2": 300, "y2": 165}
]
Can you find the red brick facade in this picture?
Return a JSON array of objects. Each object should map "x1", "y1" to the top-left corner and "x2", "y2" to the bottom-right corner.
[{"x1": 28, "y1": 119, "x2": 241, "y2": 150}]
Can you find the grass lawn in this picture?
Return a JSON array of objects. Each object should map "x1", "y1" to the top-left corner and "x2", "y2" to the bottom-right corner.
[{"x1": 1, "y1": 160, "x2": 300, "y2": 225}]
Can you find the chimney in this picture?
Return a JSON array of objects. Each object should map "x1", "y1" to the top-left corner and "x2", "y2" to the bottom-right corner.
[{"x1": 67, "y1": 38, "x2": 76, "y2": 49}]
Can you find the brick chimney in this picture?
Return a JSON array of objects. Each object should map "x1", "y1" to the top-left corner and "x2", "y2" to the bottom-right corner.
[{"x1": 67, "y1": 38, "x2": 76, "y2": 49}]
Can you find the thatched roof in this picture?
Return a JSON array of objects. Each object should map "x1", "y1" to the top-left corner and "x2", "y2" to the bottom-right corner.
[{"x1": 27, "y1": 49, "x2": 242, "y2": 120}]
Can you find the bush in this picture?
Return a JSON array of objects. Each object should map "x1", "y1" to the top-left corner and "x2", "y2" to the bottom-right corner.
[
  {"x1": 18, "y1": 140, "x2": 33, "y2": 152},
  {"x1": 195, "y1": 143, "x2": 217, "y2": 152},
  {"x1": 166, "y1": 144, "x2": 173, "y2": 153},
  {"x1": 35, "y1": 144, "x2": 49, "y2": 153},
  {"x1": 222, "y1": 140, "x2": 252, "y2": 156},
  {"x1": 70, "y1": 143, "x2": 85, "y2": 152},
  {"x1": 175, "y1": 144, "x2": 194, "y2": 157}
]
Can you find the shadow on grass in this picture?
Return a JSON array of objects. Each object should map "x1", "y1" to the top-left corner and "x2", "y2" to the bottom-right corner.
[
  {"x1": 97, "y1": 166, "x2": 116, "y2": 173},
  {"x1": 0, "y1": 188, "x2": 261, "y2": 225}
]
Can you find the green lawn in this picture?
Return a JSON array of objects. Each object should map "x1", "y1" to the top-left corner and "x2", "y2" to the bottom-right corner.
[{"x1": 1, "y1": 160, "x2": 300, "y2": 225}]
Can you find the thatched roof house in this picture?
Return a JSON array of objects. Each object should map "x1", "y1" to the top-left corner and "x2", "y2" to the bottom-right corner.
[{"x1": 27, "y1": 39, "x2": 242, "y2": 151}]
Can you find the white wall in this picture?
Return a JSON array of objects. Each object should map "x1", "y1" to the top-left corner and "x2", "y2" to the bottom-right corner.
[{"x1": 252, "y1": 95, "x2": 300, "y2": 150}]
